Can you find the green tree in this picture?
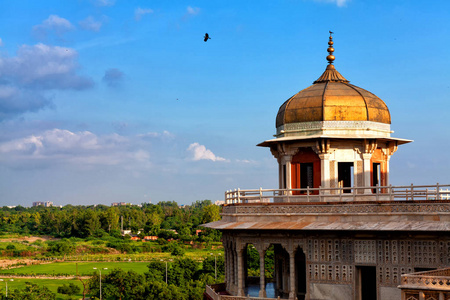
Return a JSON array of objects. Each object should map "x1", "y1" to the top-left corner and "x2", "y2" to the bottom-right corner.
[
  {"x1": 9, "y1": 282, "x2": 56, "y2": 300},
  {"x1": 202, "y1": 254, "x2": 225, "y2": 277},
  {"x1": 201, "y1": 204, "x2": 221, "y2": 223},
  {"x1": 89, "y1": 268, "x2": 145, "y2": 300},
  {"x1": 143, "y1": 281, "x2": 187, "y2": 300}
]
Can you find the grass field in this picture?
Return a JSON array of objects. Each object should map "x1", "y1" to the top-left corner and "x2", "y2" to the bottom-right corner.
[
  {"x1": 0, "y1": 261, "x2": 152, "y2": 276},
  {"x1": 0, "y1": 278, "x2": 84, "y2": 300}
]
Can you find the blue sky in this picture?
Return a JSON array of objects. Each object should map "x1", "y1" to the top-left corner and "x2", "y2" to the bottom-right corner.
[{"x1": 0, "y1": 0, "x2": 449, "y2": 206}]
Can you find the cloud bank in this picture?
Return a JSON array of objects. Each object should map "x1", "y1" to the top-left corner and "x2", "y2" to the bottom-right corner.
[
  {"x1": 0, "y1": 43, "x2": 94, "y2": 120},
  {"x1": 0, "y1": 129, "x2": 148, "y2": 168}
]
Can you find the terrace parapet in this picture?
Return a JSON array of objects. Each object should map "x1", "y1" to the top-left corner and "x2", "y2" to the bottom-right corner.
[
  {"x1": 202, "y1": 184, "x2": 450, "y2": 232},
  {"x1": 399, "y1": 268, "x2": 450, "y2": 300}
]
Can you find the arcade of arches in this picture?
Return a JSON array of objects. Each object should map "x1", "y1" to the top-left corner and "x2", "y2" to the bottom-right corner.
[{"x1": 222, "y1": 232, "x2": 450, "y2": 300}]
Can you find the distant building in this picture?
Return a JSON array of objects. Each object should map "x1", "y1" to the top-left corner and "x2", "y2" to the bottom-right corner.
[
  {"x1": 143, "y1": 236, "x2": 158, "y2": 241},
  {"x1": 214, "y1": 200, "x2": 225, "y2": 206},
  {"x1": 112, "y1": 202, "x2": 142, "y2": 207},
  {"x1": 121, "y1": 229, "x2": 132, "y2": 236},
  {"x1": 32, "y1": 201, "x2": 53, "y2": 207}
]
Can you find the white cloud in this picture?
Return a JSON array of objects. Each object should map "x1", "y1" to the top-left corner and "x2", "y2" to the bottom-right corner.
[
  {"x1": 79, "y1": 16, "x2": 103, "y2": 32},
  {"x1": 0, "y1": 43, "x2": 93, "y2": 89},
  {"x1": 186, "y1": 6, "x2": 200, "y2": 15},
  {"x1": 0, "y1": 38, "x2": 3, "y2": 47},
  {"x1": 135, "y1": 8, "x2": 153, "y2": 21},
  {"x1": 33, "y1": 15, "x2": 74, "y2": 40},
  {"x1": 314, "y1": 0, "x2": 350, "y2": 7},
  {"x1": 0, "y1": 43, "x2": 93, "y2": 119},
  {"x1": 187, "y1": 143, "x2": 227, "y2": 162},
  {"x1": 236, "y1": 159, "x2": 257, "y2": 164}
]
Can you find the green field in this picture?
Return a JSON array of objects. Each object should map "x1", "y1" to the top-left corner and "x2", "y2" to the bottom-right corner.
[
  {"x1": 0, "y1": 278, "x2": 84, "y2": 300},
  {"x1": 0, "y1": 261, "x2": 152, "y2": 276}
]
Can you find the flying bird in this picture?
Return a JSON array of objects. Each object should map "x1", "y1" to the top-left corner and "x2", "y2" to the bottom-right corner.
[{"x1": 204, "y1": 33, "x2": 211, "y2": 42}]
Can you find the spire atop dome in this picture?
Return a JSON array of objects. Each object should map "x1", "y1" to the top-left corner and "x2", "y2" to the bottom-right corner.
[
  {"x1": 313, "y1": 31, "x2": 349, "y2": 84},
  {"x1": 326, "y1": 31, "x2": 335, "y2": 64}
]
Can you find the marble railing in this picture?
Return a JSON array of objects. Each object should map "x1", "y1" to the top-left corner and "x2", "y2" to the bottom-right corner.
[
  {"x1": 400, "y1": 268, "x2": 450, "y2": 290},
  {"x1": 225, "y1": 184, "x2": 450, "y2": 204},
  {"x1": 205, "y1": 284, "x2": 278, "y2": 300}
]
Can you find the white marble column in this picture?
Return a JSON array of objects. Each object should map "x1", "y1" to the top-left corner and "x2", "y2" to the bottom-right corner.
[
  {"x1": 362, "y1": 153, "x2": 372, "y2": 193},
  {"x1": 319, "y1": 154, "x2": 331, "y2": 191},
  {"x1": 285, "y1": 155, "x2": 293, "y2": 190}
]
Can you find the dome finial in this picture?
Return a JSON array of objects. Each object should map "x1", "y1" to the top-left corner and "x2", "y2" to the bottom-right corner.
[
  {"x1": 327, "y1": 31, "x2": 335, "y2": 64},
  {"x1": 313, "y1": 31, "x2": 349, "y2": 84}
]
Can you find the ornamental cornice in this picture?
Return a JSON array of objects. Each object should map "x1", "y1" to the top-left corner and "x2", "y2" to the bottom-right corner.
[
  {"x1": 222, "y1": 203, "x2": 450, "y2": 215},
  {"x1": 276, "y1": 121, "x2": 392, "y2": 138}
]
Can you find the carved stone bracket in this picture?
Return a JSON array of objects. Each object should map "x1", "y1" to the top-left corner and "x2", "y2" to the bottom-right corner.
[
  {"x1": 314, "y1": 139, "x2": 331, "y2": 155},
  {"x1": 382, "y1": 141, "x2": 398, "y2": 157},
  {"x1": 364, "y1": 139, "x2": 377, "y2": 154}
]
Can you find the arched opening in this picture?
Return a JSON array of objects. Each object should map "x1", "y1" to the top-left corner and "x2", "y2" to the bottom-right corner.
[
  {"x1": 243, "y1": 244, "x2": 275, "y2": 297},
  {"x1": 273, "y1": 244, "x2": 290, "y2": 298},
  {"x1": 291, "y1": 148, "x2": 321, "y2": 195},
  {"x1": 295, "y1": 247, "x2": 307, "y2": 300}
]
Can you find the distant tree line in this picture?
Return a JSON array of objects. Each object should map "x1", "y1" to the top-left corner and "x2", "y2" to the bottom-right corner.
[{"x1": 0, "y1": 200, "x2": 221, "y2": 242}]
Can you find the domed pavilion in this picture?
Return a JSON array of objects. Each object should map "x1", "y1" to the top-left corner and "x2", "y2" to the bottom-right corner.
[
  {"x1": 204, "y1": 33, "x2": 450, "y2": 300},
  {"x1": 259, "y1": 33, "x2": 410, "y2": 195}
]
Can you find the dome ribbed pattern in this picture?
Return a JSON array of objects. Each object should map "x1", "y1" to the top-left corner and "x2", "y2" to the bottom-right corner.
[{"x1": 276, "y1": 78, "x2": 391, "y2": 128}]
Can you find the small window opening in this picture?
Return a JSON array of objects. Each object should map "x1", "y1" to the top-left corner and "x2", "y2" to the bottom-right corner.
[
  {"x1": 300, "y1": 163, "x2": 314, "y2": 189},
  {"x1": 338, "y1": 162, "x2": 353, "y2": 193},
  {"x1": 372, "y1": 163, "x2": 381, "y2": 193}
]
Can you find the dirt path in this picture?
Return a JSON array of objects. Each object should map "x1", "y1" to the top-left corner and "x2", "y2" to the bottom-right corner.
[
  {"x1": 0, "y1": 235, "x2": 57, "y2": 243},
  {"x1": 0, "y1": 274, "x2": 90, "y2": 280}
]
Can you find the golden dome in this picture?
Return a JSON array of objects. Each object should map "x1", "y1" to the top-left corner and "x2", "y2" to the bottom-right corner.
[{"x1": 276, "y1": 35, "x2": 391, "y2": 129}]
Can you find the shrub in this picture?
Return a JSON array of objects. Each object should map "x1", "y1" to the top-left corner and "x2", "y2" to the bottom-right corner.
[
  {"x1": 57, "y1": 282, "x2": 80, "y2": 295},
  {"x1": 6, "y1": 244, "x2": 16, "y2": 250}
]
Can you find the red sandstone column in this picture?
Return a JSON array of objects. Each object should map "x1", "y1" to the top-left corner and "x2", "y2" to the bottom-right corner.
[
  {"x1": 259, "y1": 250, "x2": 267, "y2": 297},
  {"x1": 289, "y1": 250, "x2": 296, "y2": 299},
  {"x1": 237, "y1": 249, "x2": 245, "y2": 296}
]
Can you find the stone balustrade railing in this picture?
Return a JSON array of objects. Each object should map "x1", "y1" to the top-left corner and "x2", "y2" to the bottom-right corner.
[
  {"x1": 224, "y1": 184, "x2": 450, "y2": 204},
  {"x1": 205, "y1": 284, "x2": 280, "y2": 300},
  {"x1": 400, "y1": 267, "x2": 450, "y2": 291}
]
